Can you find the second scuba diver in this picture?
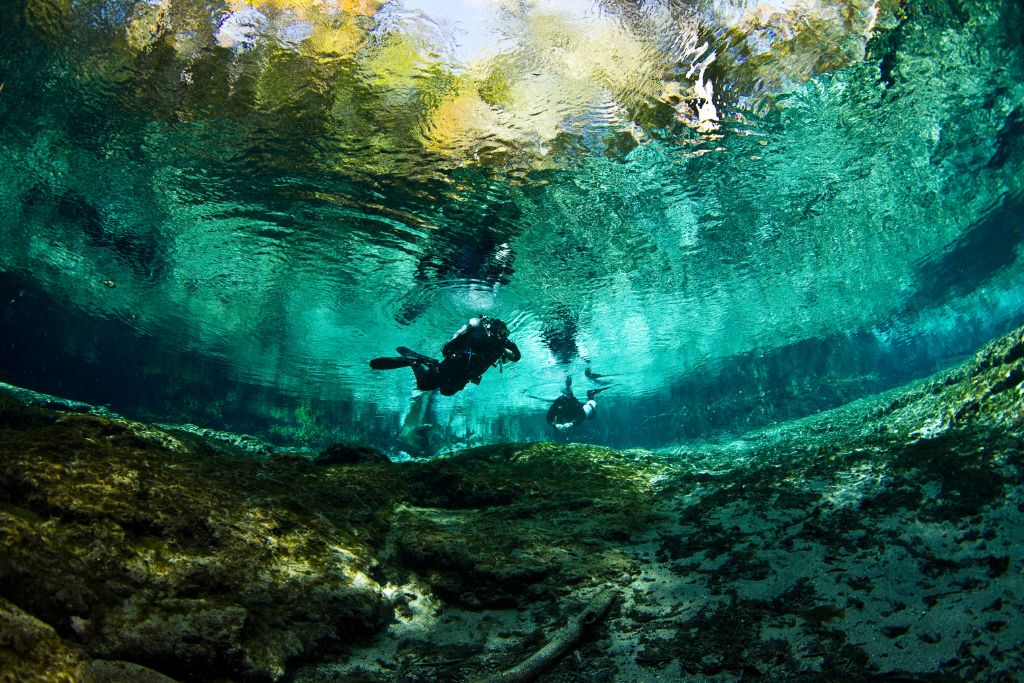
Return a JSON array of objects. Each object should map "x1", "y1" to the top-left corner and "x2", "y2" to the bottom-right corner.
[{"x1": 546, "y1": 376, "x2": 612, "y2": 432}]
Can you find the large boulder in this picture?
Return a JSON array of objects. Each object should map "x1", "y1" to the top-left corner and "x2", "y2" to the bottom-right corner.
[{"x1": 0, "y1": 411, "x2": 396, "y2": 681}]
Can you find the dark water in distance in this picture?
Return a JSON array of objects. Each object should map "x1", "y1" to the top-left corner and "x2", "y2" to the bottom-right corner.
[{"x1": 1, "y1": 0, "x2": 1023, "y2": 455}]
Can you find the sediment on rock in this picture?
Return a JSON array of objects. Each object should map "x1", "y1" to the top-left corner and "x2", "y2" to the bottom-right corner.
[{"x1": 1, "y1": 323, "x2": 1023, "y2": 681}]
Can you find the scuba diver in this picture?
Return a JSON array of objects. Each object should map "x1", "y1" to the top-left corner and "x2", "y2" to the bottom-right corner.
[
  {"x1": 546, "y1": 376, "x2": 612, "y2": 432},
  {"x1": 370, "y1": 316, "x2": 521, "y2": 396}
]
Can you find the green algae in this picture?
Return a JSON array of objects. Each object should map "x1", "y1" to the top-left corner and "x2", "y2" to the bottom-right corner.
[
  {"x1": 0, "y1": 598, "x2": 91, "y2": 682},
  {"x1": 1, "y1": 395, "x2": 632, "y2": 655},
  {"x1": 1, "y1": 322, "x2": 1023, "y2": 681},
  {"x1": 0, "y1": 396, "x2": 673, "y2": 677},
  {"x1": 0, "y1": 404, "x2": 397, "y2": 680},
  {"x1": 410, "y1": 441, "x2": 667, "y2": 511}
]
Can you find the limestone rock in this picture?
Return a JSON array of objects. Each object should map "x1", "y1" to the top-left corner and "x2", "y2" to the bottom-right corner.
[
  {"x1": 2, "y1": 322, "x2": 1024, "y2": 681},
  {"x1": 0, "y1": 598, "x2": 90, "y2": 681},
  {"x1": 315, "y1": 442, "x2": 392, "y2": 466}
]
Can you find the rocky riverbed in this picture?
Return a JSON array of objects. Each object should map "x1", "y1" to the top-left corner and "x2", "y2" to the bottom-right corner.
[{"x1": 2, "y1": 324, "x2": 1023, "y2": 682}]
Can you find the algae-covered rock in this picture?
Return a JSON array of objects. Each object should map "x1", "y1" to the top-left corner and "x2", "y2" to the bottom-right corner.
[
  {"x1": 0, "y1": 596, "x2": 181, "y2": 682},
  {"x1": 87, "y1": 659, "x2": 179, "y2": 683},
  {"x1": 0, "y1": 597, "x2": 91, "y2": 681},
  {"x1": 315, "y1": 442, "x2": 392, "y2": 466},
  {"x1": 0, "y1": 408, "x2": 396, "y2": 681},
  {"x1": 388, "y1": 443, "x2": 669, "y2": 607},
  {"x1": 97, "y1": 597, "x2": 249, "y2": 673},
  {"x1": 2, "y1": 323, "x2": 1024, "y2": 681}
]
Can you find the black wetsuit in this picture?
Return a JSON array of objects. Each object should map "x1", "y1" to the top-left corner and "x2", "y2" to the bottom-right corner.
[
  {"x1": 425, "y1": 321, "x2": 520, "y2": 395},
  {"x1": 546, "y1": 378, "x2": 609, "y2": 432},
  {"x1": 547, "y1": 379, "x2": 595, "y2": 431},
  {"x1": 546, "y1": 392, "x2": 587, "y2": 429},
  {"x1": 372, "y1": 317, "x2": 520, "y2": 396}
]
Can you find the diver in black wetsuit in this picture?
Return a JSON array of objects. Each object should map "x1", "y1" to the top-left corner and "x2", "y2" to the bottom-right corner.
[
  {"x1": 546, "y1": 376, "x2": 611, "y2": 432},
  {"x1": 370, "y1": 316, "x2": 521, "y2": 396}
]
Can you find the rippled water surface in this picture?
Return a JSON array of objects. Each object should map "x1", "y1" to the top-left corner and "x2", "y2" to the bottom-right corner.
[{"x1": 1, "y1": 0, "x2": 1023, "y2": 453}]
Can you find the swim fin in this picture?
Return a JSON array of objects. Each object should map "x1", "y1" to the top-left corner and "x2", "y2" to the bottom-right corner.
[
  {"x1": 370, "y1": 356, "x2": 413, "y2": 370},
  {"x1": 397, "y1": 347, "x2": 437, "y2": 366},
  {"x1": 586, "y1": 386, "x2": 614, "y2": 400}
]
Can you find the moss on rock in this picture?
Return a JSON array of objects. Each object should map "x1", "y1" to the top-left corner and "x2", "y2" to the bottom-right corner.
[
  {"x1": 0, "y1": 407, "x2": 397, "y2": 681},
  {"x1": 2, "y1": 322, "x2": 1023, "y2": 681},
  {"x1": 0, "y1": 597, "x2": 91, "y2": 681}
]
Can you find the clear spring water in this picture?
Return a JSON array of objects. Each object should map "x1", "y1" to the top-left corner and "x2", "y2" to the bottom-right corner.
[{"x1": 1, "y1": 0, "x2": 1022, "y2": 455}]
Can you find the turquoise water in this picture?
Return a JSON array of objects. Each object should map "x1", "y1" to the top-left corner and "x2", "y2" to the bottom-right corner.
[{"x1": 1, "y1": 0, "x2": 1022, "y2": 455}]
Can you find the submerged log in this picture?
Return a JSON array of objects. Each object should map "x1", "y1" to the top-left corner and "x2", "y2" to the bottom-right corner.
[{"x1": 475, "y1": 588, "x2": 618, "y2": 683}]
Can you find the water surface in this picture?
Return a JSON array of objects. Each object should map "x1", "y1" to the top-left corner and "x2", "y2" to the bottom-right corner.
[{"x1": 1, "y1": 0, "x2": 1022, "y2": 453}]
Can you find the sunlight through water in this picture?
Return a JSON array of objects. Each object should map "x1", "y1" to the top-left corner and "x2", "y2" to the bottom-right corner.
[{"x1": 1, "y1": 0, "x2": 1022, "y2": 454}]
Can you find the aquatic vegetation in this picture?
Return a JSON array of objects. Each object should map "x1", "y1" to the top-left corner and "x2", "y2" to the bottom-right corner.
[
  {"x1": 1, "y1": 0, "x2": 1023, "y2": 679},
  {"x1": 2, "y1": 321, "x2": 1022, "y2": 680}
]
